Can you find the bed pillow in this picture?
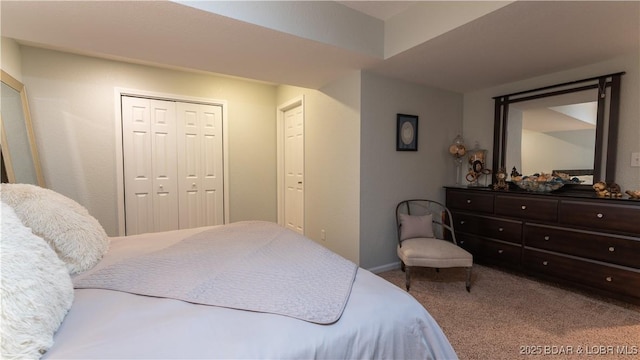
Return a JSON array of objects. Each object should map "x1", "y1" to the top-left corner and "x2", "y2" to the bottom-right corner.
[
  {"x1": 0, "y1": 184, "x2": 109, "y2": 274},
  {"x1": 1, "y1": 201, "x2": 74, "y2": 359},
  {"x1": 399, "y1": 213, "x2": 434, "y2": 241}
]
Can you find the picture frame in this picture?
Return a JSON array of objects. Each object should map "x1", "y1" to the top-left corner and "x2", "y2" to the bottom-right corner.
[{"x1": 396, "y1": 114, "x2": 418, "y2": 151}]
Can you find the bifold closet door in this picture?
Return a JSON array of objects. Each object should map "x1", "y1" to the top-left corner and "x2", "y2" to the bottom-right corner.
[
  {"x1": 176, "y1": 102, "x2": 224, "y2": 229},
  {"x1": 122, "y1": 97, "x2": 179, "y2": 235}
]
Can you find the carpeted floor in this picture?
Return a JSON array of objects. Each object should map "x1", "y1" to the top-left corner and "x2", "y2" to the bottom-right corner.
[{"x1": 378, "y1": 265, "x2": 640, "y2": 359}]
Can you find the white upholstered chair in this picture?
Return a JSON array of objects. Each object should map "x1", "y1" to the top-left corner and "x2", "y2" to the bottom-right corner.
[{"x1": 396, "y1": 199, "x2": 473, "y2": 292}]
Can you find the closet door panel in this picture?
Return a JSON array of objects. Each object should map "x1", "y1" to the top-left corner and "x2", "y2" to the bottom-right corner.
[
  {"x1": 201, "y1": 104, "x2": 224, "y2": 225},
  {"x1": 150, "y1": 100, "x2": 178, "y2": 232},
  {"x1": 122, "y1": 96, "x2": 154, "y2": 235},
  {"x1": 204, "y1": 190, "x2": 218, "y2": 227},
  {"x1": 177, "y1": 102, "x2": 224, "y2": 228},
  {"x1": 123, "y1": 97, "x2": 178, "y2": 235},
  {"x1": 183, "y1": 190, "x2": 201, "y2": 229}
]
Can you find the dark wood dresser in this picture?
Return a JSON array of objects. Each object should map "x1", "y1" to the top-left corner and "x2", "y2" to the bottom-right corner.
[{"x1": 445, "y1": 186, "x2": 640, "y2": 304}]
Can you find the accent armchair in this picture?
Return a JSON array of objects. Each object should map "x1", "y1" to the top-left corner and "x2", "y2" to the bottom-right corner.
[{"x1": 396, "y1": 199, "x2": 473, "y2": 292}]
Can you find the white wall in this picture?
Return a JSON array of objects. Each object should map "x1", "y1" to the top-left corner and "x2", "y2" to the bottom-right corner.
[
  {"x1": 276, "y1": 72, "x2": 361, "y2": 264},
  {"x1": 20, "y1": 46, "x2": 278, "y2": 236},
  {"x1": 359, "y1": 71, "x2": 463, "y2": 270},
  {"x1": 464, "y1": 53, "x2": 640, "y2": 190},
  {"x1": 522, "y1": 129, "x2": 596, "y2": 175},
  {"x1": 1, "y1": 37, "x2": 23, "y2": 81}
]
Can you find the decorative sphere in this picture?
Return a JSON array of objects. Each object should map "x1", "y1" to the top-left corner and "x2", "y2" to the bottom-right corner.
[
  {"x1": 456, "y1": 147, "x2": 466, "y2": 156},
  {"x1": 449, "y1": 144, "x2": 459, "y2": 155}
]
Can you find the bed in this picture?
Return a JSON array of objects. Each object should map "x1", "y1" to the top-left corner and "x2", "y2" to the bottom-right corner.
[{"x1": 1, "y1": 184, "x2": 457, "y2": 360}]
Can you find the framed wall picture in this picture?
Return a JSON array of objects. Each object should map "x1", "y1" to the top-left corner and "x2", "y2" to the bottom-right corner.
[{"x1": 396, "y1": 114, "x2": 418, "y2": 151}]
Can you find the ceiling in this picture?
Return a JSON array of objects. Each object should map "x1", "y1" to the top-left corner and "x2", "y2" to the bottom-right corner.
[
  {"x1": 2, "y1": 1, "x2": 638, "y2": 93},
  {"x1": 337, "y1": 1, "x2": 417, "y2": 20}
]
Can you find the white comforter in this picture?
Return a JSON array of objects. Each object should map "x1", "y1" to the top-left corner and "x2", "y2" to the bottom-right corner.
[
  {"x1": 45, "y1": 224, "x2": 457, "y2": 359},
  {"x1": 73, "y1": 221, "x2": 357, "y2": 324}
]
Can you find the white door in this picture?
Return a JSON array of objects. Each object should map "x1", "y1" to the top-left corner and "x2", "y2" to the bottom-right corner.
[
  {"x1": 122, "y1": 97, "x2": 178, "y2": 235},
  {"x1": 283, "y1": 104, "x2": 304, "y2": 234},
  {"x1": 177, "y1": 102, "x2": 224, "y2": 229}
]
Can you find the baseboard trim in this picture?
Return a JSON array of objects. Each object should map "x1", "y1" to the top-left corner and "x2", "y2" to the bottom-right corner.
[{"x1": 367, "y1": 261, "x2": 401, "y2": 274}]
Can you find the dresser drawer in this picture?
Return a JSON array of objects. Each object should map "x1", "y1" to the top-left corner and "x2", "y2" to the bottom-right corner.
[
  {"x1": 524, "y1": 224, "x2": 640, "y2": 269},
  {"x1": 524, "y1": 249, "x2": 640, "y2": 299},
  {"x1": 453, "y1": 212, "x2": 521, "y2": 244},
  {"x1": 495, "y1": 195, "x2": 558, "y2": 222},
  {"x1": 559, "y1": 200, "x2": 640, "y2": 235},
  {"x1": 459, "y1": 234, "x2": 521, "y2": 269},
  {"x1": 446, "y1": 190, "x2": 494, "y2": 213}
]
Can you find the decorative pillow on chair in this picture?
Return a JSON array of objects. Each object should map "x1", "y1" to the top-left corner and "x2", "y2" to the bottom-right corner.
[
  {"x1": 1, "y1": 201, "x2": 74, "y2": 359},
  {"x1": 399, "y1": 213, "x2": 434, "y2": 241},
  {"x1": 0, "y1": 184, "x2": 109, "y2": 274}
]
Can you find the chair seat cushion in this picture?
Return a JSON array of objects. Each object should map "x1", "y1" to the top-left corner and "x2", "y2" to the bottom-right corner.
[{"x1": 397, "y1": 238, "x2": 473, "y2": 268}]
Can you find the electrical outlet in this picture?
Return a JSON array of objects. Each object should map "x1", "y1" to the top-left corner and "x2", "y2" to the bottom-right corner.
[
  {"x1": 632, "y1": 152, "x2": 640, "y2": 167},
  {"x1": 320, "y1": 229, "x2": 326, "y2": 241}
]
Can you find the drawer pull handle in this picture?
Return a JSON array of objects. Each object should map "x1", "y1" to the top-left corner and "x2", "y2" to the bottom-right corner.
[
  {"x1": 606, "y1": 276, "x2": 612, "y2": 282},
  {"x1": 460, "y1": 221, "x2": 465, "y2": 225},
  {"x1": 597, "y1": 213, "x2": 603, "y2": 219},
  {"x1": 497, "y1": 249, "x2": 504, "y2": 254},
  {"x1": 521, "y1": 205, "x2": 527, "y2": 210},
  {"x1": 466, "y1": 199, "x2": 472, "y2": 204},
  {"x1": 542, "y1": 261, "x2": 548, "y2": 266},
  {"x1": 544, "y1": 236, "x2": 550, "y2": 241},
  {"x1": 608, "y1": 246, "x2": 615, "y2": 252},
  {"x1": 498, "y1": 227, "x2": 504, "y2": 232}
]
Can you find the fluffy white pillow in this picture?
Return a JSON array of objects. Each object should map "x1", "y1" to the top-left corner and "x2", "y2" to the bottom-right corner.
[
  {"x1": 0, "y1": 184, "x2": 109, "y2": 274},
  {"x1": 399, "y1": 213, "x2": 434, "y2": 241},
  {"x1": 1, "y1": 201, "x2": 74, "y2": 359}
]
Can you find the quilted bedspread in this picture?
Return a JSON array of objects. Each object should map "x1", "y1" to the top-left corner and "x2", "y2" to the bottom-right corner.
[{"x1": 73, "y1": 221, "x2": 358, "y2": 324}]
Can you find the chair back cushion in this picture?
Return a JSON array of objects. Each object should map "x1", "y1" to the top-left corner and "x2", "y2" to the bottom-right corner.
[{"x1": 399, "y1": 213, "x2": 434, "y2": 241}]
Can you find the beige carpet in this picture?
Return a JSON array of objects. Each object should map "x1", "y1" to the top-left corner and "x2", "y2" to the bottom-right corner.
[{"x1": 378, "y1": 265, "x2": 640, "y2": 359}]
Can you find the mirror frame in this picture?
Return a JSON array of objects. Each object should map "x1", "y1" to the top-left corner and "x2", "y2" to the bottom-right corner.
[
  {"x1": 492, "y1": 72, "x2": 624, "y2": 189},
  {"x1": 1, "y1": 70, "x2": 46, "y2": 187}
]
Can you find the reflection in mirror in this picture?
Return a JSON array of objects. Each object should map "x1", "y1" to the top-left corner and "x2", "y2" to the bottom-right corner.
[
  {"x1": 493, "y1": 72, "x2": 623, "y2": 189},
  {"x1": 1, "y1": 70, "x2": 45, "y2": 186},
  {"x1": 506, "y1": 88, "x2": 598, "y2": 184}
]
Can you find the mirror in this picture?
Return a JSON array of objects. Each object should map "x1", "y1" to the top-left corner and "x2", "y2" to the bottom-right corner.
[
  {"x1": 1, "y1": 70, "x2": 45, "y2": 186},
  {"x1": 493, "y1": 72, "x2": 623, "y2": 189}
]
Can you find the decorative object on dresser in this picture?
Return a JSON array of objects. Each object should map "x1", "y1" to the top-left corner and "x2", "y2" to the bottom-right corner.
[
  {"x1": 395, "y1": 199, "x2": 473, "y2": 292},
  {"x1": 448, "y1": 134, "x2": 466, "y2": 185},
  {"x1": 445, "y1": 187, "x2": 640, "y2": 305},
  {"x1": 626, "y1": 189, "x2": 640, "y2": 199},
  {"x1": 593, "y1": 181, "x2": 623, "y2": 198},
  {"x1": 493, "y1": 168, "x2": 508, "y2": 191},
  {"x1": 465, "y1": 142, "x2": 490, "y2": 187}
]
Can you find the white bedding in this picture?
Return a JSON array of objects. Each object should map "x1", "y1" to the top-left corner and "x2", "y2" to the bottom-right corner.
[
  {"x1": 73, "y1": 221, "x2": 357, "y2": 324},
  {"x1": 44, "y1": 224, "x2": 457, "y2": 359}
]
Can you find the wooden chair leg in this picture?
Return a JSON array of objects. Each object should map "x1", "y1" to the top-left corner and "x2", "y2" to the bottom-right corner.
[
  {"x1": 401, "y1": 261, "x2": 405, "y2": 272},
  {"x1": 465, "y1": 267, "x2": 472, "y2": 292},
  {"x1": 405, "y1": 266, "x2": 411, "y2": 292}
]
